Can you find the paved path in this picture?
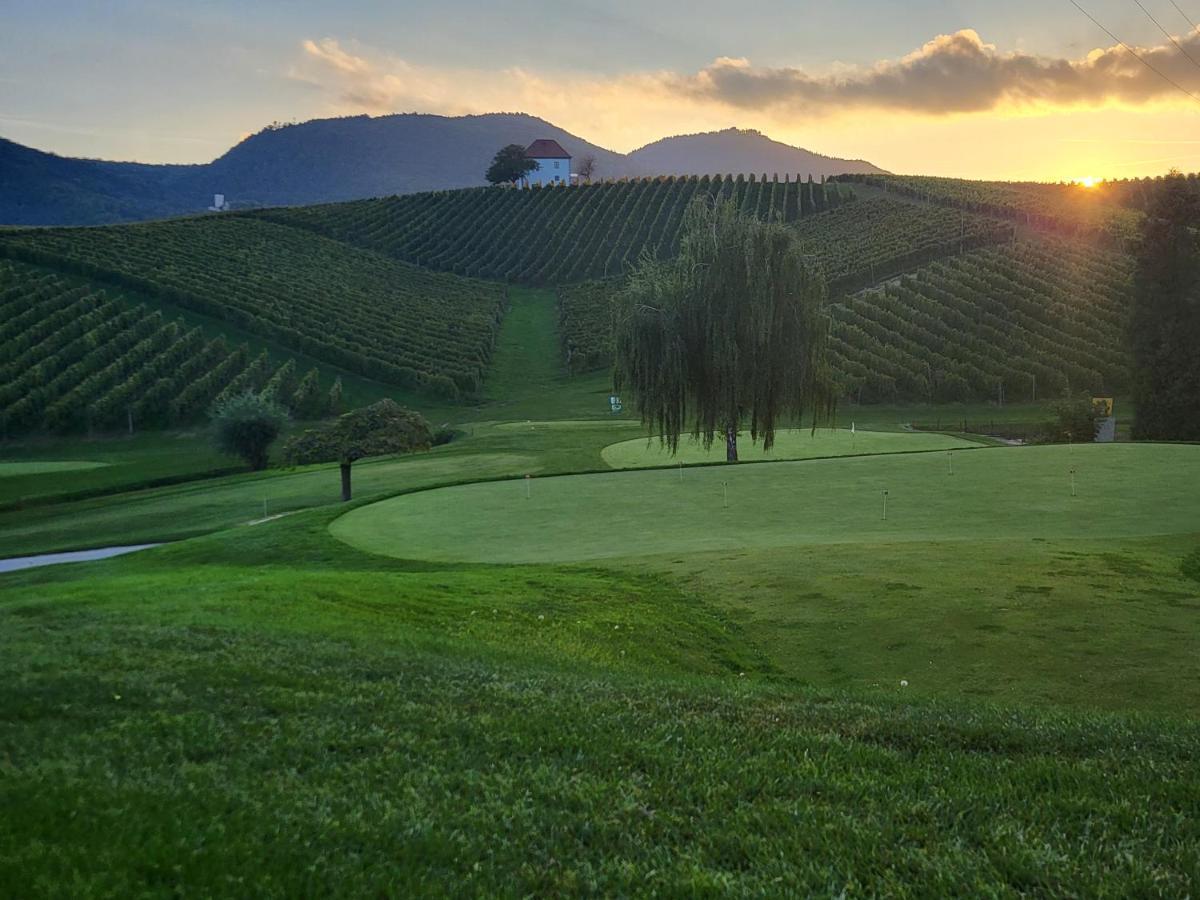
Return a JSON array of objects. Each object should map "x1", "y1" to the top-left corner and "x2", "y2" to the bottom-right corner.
[{"x1": 0, "y1": 544, "x2": 161, "y2": 574}]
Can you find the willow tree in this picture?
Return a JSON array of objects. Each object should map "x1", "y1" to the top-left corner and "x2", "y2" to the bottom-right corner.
[{"x1": 613, "y1": 197, "x2": 833, "y2": 462}]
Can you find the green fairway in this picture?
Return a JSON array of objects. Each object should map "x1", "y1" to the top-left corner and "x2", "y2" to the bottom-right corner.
[
  {"x1": 0, "y1": 460, "x2": 109, "y2": 476},
  {"x1": 333, "y1": 443, "x2": 1200, "y2": 564},
  {"x1": 602, "y1": 427, "x2": 981, "y2": 468}
]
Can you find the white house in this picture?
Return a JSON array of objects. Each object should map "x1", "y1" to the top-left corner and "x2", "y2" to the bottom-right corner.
[{"x1": 523, "y1": 139, "x2": 571, "y2": 186}]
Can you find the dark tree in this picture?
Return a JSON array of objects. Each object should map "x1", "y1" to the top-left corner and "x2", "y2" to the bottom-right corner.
[
  {"x1": 486, "y1": 144, "x2": 537, "y2": 186},
  {"x1": 210, "y1": 391, "x2": 289, "y2": 470},
  {"x1": 577, "y1": 154, "x2": 597, "y2": 183},
  {"x1": 613, "y1": 198, "x2": 833, "y2": 462},
  {"x1": 282, "y1": 399, "x2": 432, "y2": 501},
  {"x1": 1130, "y1": 173, "x2": 1200, "y2": 440}
]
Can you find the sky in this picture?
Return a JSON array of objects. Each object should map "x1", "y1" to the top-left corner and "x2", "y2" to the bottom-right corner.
[{"x1": 3, "y1": 0, "x2": 1200, "y2": 180}]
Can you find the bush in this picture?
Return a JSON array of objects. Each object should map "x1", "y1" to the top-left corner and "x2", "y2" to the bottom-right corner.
[{"x1": 210, "y1": 391, "x2": 289, "y2": 470}]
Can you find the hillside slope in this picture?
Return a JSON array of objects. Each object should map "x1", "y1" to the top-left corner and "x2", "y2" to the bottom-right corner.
[
  {"x1": 630, "y1": 127, "x2": 885, "y2": 178},
  {"x1": 253, "y1": 174, "x2": 857, "y2": 284},
  {"x1": 0, "y1": 218, "x2": 507, "y2": 397}
]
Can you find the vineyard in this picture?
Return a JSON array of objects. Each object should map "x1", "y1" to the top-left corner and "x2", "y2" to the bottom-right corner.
[
  {"x1": 790, "y1": 198, "x2": 1012, "y2": 293},
  {"x1": 557, "y1": 238, "x2": 1131, "y2": 403},
  {"x1": 253, "y1": 174, "x2": 852, "y2": 285},
  {"x1": 0, "y1": 260, "x2": 339, "y2": 436},
  {"x1": 829, "y1": 238, "x2": 1131, "y2": 402},
  {"x1": 835, "y1": 174, "x2": 1144, "y2": 244},
  {"x1": 557, "y1": 198, "x2": 1015, "y2": 371},
  {"x1": 0, "y1": 217, "x2": 508, "y2": 398}
]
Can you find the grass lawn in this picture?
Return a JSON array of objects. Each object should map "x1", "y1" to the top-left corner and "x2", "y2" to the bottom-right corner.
[
  {"x1": 330, "y1": 442, "x2": 1200, "y2": 714},
  {"x1": 0, "y1": 461, "x2": 109, "y2": 476},
  {"x1": 333, "y1": 443, "x2": 1200, "y2": 564},
  {"x1": 2, "y1": 507, "x2": 1198, "y2": 895},
  {"x1": 602, "y1": 427, "x2": 983, "y2": 468}
]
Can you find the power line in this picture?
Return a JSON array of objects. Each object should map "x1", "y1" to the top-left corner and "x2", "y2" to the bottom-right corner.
[
  {"x1": 1131, "y1": 0, "x2": 1200, "y2": 72},
  {"x1": 1168, "y1": 0, "x2": 1199, "y2": 32},
  {"x1": 1069, "y1": 0, "x2": 1200, "y2": 104}
]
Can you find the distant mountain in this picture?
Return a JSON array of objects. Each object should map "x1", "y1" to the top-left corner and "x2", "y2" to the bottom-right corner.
[
  {"x1": 629, "y1": 128, "x2": 886, "y2": 179},
  {"x1": 0, "y1": 115, "x2": 885, "y2": 226}
]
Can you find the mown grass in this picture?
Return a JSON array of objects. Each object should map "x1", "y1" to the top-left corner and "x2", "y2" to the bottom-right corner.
[
  {"x1": 601, "y1": 426, "x2": 983, "y2": 468},
  {"x1": 332, "y1": 443, "x2": 1200, "y2": 564},
  {"x1": 2, "y1": 508, "x2": 1198, "y2": 895}
]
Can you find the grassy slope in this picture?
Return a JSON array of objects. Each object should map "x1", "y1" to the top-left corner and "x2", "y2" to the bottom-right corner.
[{"x1": 2, "y1": 507, "x2": 1198, "y2": 895}]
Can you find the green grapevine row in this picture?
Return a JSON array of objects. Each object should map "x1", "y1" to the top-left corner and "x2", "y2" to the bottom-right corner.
[
  {"x1": 0, "y1": 260, "x2": 338, "y2": 435},
  {"x1": 555, "y1": 238, "x2": 1130, "y2": 404},
  {"x1": 556, "y1": 199, "x2": 1014, "y2": 371},
  {"x1": 0, "y1": 217, "x2": 508, "y2": 398},
  {"x1": 834, "y1": 174, "x2": 1144, "y2": 244},
  {"x1": 253, "y1": 174, "x2": 852, "y2": 285},
  {"x1": 829, "y1": 238, "x2": 1132, "y2": 403}
]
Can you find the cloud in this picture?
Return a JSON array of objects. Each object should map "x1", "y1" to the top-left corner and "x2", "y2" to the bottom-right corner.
[
  {"x1": 671, "y1": 28, "x2": 1200, "y2": 114},
  {"x1": 288, "y1": 31, "x2": 1200, "y2": 154}
]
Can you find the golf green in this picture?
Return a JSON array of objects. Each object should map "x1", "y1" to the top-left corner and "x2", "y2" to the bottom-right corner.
[
  {"x1": 602, "y1": 427, "x2": 979, "y2": 468},
  {"x1": 0, "y1": 461, "x2": 109, "y2": 477},
  {"x1": 331, "y1": 443, "x2": 1200, "y2": 564}
]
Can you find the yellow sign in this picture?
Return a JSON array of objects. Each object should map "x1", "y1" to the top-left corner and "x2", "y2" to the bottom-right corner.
[{"x1": 1092, "y1": 397, "x2": 1114, "y2": 417}]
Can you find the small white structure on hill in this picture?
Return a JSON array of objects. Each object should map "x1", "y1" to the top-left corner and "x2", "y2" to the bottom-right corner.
[
  {"x1": 523, "y1": 139, "x2": 571, "y2": 186},
  {"x1": 208, "y1": 193, "x2": 229, "y2": 212}
]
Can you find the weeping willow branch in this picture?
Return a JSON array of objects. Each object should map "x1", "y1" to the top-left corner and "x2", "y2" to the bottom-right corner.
[{"x1": 613, "y1": 196, "x2": 835, "y2": 460}]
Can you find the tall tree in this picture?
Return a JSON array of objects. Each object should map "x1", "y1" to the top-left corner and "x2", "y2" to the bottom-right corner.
[
  {"x1": 486, "y1": 144, "x2": 537, "y2": 186},
  {"x1": 613, "y1": 198, "x2": 833, "y2": 462},
  {"x1": 282, "y1": 399, "x2": 432, "y2": 501},
  {"x1": 1130, "y1": 173, "x2": 1200, "y2": 440}
]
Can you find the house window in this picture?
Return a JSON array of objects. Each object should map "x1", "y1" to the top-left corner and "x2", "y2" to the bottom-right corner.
[{"x1": 554, "y1": 160, "x2": 560, "y2": 169}]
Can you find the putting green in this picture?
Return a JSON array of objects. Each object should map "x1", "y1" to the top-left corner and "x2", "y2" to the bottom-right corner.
[
  {"x1": 602, "y1": 428, "x2": 978, "y2": 468},
  {"x1": 332, "y1": 443, "x2": 1200, "y2": 564},
  {"x1": 0, "y1": 461, "x2": 109, "y2": 477}
]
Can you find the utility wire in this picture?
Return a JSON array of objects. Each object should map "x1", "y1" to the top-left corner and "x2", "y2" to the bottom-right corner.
[
  {"x1": 1131, "y1": 0, "x2": 1200, "y2": 71},
  {"x1": 1069, "y1": 0, "x2": 1200, "y2": 104},
  {"x1": 1168, "y1": 0, "x2": 1199, "y2": 31}
]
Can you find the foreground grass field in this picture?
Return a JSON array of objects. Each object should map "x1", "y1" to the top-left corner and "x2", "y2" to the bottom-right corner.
[{"x1": 3, "y1": 507, "x2": 1198, "y2": 895}]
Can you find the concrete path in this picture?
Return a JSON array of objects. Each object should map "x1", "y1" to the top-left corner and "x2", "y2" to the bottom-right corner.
[{"x1": 0, "y1": 544, "x2": 161, "y2": 574}]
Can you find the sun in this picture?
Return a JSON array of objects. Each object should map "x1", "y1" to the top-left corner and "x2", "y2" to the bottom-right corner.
[{"x1": 1078, "y1": 176, "x2": 1097, "y2": 188}]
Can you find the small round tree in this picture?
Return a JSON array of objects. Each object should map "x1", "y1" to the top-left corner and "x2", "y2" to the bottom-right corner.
[
  {"x1": 210, "y1": 391, "x2": 288, "y2": 470},
  {"x1": 486, "y1": 144, "x2": 537, "y2": 186},
  {"x1": 283, "y1": 399, "x2": 432, "y2": 501}
]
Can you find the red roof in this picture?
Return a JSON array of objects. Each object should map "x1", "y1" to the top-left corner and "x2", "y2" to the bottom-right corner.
[{"x1": 524, "y1": 139, "x2": 571, "y2": 159}]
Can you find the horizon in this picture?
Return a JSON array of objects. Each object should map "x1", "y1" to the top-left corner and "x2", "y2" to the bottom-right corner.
[{"x1": 3, "y1": 0, "x2": 1200, "y2": 181}]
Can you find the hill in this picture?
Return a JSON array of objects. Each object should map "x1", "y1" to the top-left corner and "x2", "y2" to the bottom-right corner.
[
  {"x1": 0, "y1": 114, "x2": 884, "y2": 226},
  {"x1": 0, "y1": 217, "x2": 507, "y2": 402},
  {"x1": 253, "y1": 174, "x2": 856, "y2": 284},
  {"x1": 629, "y1": 127, "x2": 885, "y2": 178}
]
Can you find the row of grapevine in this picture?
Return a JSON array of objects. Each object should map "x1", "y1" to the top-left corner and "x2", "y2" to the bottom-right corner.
[
  {"x1": 554, "y1": 238, "x2": 1131, "y2": 404},
  {"x1": 829, "y1": 238, "x2": 1132, "y2": 403},
  {"x1": 833, "y1": 174, "x2": 1144, "y2": 245},
  {"x1": 253, "y1": 174, "x2": 853, "y2": 285},
  {"x1": 0, "y1": 261, "x2": 341, "y2": 436},
  {"x1": 0, "y1": 217, "x2": 508, "y2": 398},
  {"x1": 558, "y1": 281, "x2": 619, "y2": 374},
  {"x1": 790, "y1": 198, "x2": 1013, "y2": 293},
  {"x1": 556, "y1": 198, "x2": 1015, "y2": 371}
]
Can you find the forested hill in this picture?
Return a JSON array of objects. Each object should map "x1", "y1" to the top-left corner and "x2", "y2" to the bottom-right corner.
[
  {"x1": 629, "y1": 128, "x2": 884, "y2": 180},
  {"x1": 0, "y1": 114, "x2": 885, "y2": 226}
]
